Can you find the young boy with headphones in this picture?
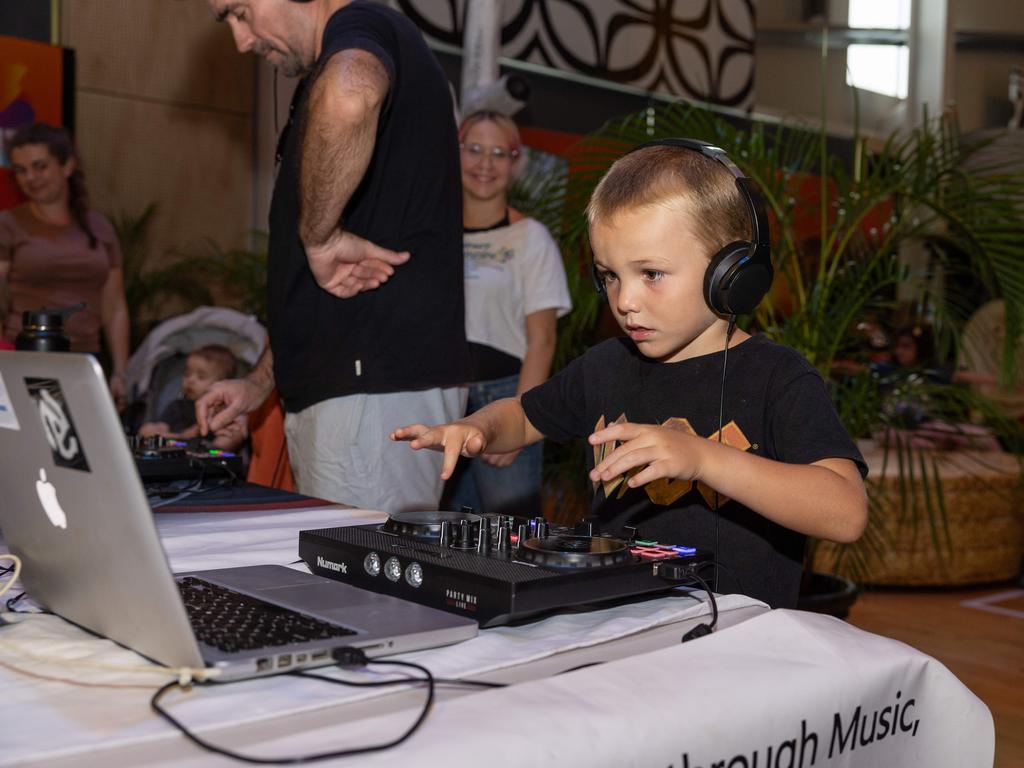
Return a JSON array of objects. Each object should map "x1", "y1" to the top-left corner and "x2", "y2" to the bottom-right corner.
[{"x1": 392, "y1": 140, "x2": 867, "y2": 608}]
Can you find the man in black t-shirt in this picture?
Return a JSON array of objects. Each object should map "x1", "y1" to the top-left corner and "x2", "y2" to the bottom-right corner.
[
  {"x1": 393, "y1": 144, "x2": 868, "y2": 608},
  {"x1": 198, "y1": 0, "x2": 469, "y2": 511}
]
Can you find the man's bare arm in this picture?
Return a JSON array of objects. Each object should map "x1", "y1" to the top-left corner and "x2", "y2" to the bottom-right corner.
[{"x1": 299, "y1": 48, "x2": 390, "y2": 248}]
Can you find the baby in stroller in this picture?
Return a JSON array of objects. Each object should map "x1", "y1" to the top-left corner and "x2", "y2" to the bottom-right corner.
[{"x1": 138, "y1": 344, "x2": 238, "y2": 441}]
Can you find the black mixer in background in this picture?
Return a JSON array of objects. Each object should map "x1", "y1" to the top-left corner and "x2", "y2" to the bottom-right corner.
[
  {"x1": 129, "y1": 434, "x2": 245, "y2": 483},
  {"x1": 300, "y1": 509, "x2": 712, "y2": 627}
]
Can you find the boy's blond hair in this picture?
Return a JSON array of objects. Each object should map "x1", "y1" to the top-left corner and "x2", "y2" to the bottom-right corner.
[{"x1": 586, "y1": 145, "x2": 751, "y2": 260}]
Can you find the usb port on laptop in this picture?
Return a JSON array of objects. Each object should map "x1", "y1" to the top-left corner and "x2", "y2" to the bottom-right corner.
[{"x1": 277, "y1": 654, "x2": 292, "y2": 668}]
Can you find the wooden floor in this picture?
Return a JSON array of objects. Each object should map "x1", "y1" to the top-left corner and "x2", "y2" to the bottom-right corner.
[{"x1": 846, "y1": 583, "x2": 1024, "y2": 768}]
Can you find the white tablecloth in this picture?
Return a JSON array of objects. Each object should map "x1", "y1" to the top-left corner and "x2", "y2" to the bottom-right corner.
[
  {"x1": 0, "y1": 506, "x2": 994, "y2": 767},
  {"x1": 340, "y1": 608, "x2": 995, "y2": 768}
]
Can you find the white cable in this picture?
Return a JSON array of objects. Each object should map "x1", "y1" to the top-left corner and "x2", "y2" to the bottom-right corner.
[
  {"x1": 0, "y1": 634, "x2": 221, "y2": 686},
  {"x1": 0, "y1": 557, "x2": 218, "y2": 686}
]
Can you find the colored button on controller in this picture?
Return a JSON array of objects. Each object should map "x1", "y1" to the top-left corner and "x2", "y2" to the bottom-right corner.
[{"x1": 631, "y1": 544, "x2": 697, "y2": 559}]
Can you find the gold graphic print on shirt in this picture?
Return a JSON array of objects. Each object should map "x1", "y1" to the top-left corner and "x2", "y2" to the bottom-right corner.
[
  {"x1": 592, "y1": 413, "x2": 636, "y2": 498},
  {"x1": 595, "y1": 416, "x2": 752, "y2": 506}
]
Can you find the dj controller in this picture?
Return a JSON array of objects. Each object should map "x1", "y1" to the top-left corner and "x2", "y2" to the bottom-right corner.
[
  {"x1": 300, "y1": 509, "x2": 712, "y2": 627},
  {"x1": 129, "y1": 434, "x2": 244, "y2": 483}
]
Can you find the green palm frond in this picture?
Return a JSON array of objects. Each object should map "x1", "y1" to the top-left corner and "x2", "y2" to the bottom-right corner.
[{"x1": 170, "y1": 235, "x2": 269, "y2": 323}]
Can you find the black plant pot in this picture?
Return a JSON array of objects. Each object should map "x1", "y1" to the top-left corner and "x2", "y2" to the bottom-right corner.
[{"x1": 797, "y1": 571, "x2": 859, "y2": 619}]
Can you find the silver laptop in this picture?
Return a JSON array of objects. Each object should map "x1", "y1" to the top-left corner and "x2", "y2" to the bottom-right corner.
[{"x1": 0, "y1": 351, "x2": 476, "y2": 681}]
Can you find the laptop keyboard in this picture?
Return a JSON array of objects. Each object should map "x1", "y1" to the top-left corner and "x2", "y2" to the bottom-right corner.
[{"x1": 177, "y1": 576, "x2": 356, "y2": 653}]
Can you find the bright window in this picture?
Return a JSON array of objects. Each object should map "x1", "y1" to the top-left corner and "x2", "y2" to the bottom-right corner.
[
  {"x1": 848, "y1": 0, "x2": 912, "y2": 31},
  {"x1": 847, "y1": 44, "x2": 909, "y2": 99},
  {"x1": 846, "y1": 0, "x2": 912, "y2": 99}
]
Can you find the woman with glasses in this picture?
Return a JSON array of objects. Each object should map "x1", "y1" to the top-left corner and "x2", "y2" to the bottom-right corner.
[
  {"x1": 446, "y1": 110, "x2": 572, "y2": 516},
  {"x1": 1, "y1": 123, "x2": 130, "y2": 404}
]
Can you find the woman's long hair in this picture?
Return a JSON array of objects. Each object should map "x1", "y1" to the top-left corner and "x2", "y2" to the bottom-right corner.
[{"x1": 6, "y1": 122, "x2": 97, "y2": 248}]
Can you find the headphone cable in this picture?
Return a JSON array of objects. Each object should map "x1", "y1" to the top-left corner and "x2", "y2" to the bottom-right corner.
[
  {"x1": 713, "y1": 315, "x2": 737, "y2": 593},
  {"x1": 272, "y1": 67, "x2": 279, "y2": 138}
]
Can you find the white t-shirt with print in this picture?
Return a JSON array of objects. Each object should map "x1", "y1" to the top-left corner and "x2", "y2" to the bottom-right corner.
[{"x1": 463, "y1": 217, "x2": 572, "y2": 362}]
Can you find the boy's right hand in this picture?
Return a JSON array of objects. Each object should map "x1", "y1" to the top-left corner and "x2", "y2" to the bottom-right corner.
[{"x1": 390, "y1": 423, "x2": 488, "y2": 480}]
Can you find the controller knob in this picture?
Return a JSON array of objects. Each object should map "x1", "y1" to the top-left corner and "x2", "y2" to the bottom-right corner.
[
  {"x1": 457, "y1": 518, "x2": 471, "y2": 547},
  {"x1": 477, "y1": 516, "x2": 492, "y2": 554},
  {"x1": 496, "y1": 522, "x2": 511, "y2": 553}
]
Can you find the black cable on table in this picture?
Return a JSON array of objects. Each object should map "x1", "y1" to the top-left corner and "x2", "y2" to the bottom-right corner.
[
  {"x1": 150, "y1": 648, "x2": 437, "y2": 765},
  {"x1": 680, "y1": 569, "x2": 719, "y2": 643}
]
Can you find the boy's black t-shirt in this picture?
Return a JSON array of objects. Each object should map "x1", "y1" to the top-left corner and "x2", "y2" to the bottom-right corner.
[
  {"x1": 267, "y1": 1, "x2": 469, "y2": 413},
  {"x1": 521, "y1": 334, "x2": 866, "y2": 609}
]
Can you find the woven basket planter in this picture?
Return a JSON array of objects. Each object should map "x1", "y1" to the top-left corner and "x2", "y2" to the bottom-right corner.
[{"x1": 814, "y1": 447, "x2": 1024, "y2": 585}]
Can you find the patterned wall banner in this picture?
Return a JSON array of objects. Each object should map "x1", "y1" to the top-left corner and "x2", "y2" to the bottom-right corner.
[{"x1": 391, "y1": 0, "x2": 755, "y2": 109}]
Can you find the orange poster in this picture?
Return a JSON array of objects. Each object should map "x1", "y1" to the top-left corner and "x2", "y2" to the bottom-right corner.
[{"x1": 1, "y1": 34, "x2": 69, "y2": 210}]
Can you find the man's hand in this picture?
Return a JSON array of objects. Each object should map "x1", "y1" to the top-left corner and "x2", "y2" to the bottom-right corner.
[
  {"x1": 589, "y1": 421, "x2": 709, "y2": 489},
  {"x1": 390, "y1": 422, "x2": 488, "y2": 480},
  {"x1": 196, "y1": 378, "x2": 268, "y2": 436},
  {"x1": 210, "y1": 413, "x2": 249, "y2": 452},
  {"x1": 306, "y1": 230, "x2": 409, "y2": 298}
]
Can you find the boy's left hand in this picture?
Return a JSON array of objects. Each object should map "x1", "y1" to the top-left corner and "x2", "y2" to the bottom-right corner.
[{"x1": 589, "y1": 421, "x2": 707, "y2": 488}]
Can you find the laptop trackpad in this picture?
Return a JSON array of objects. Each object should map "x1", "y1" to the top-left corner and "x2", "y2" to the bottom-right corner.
[{"x1": 259, "y1": 582, "x2": 383, "y2": 613}]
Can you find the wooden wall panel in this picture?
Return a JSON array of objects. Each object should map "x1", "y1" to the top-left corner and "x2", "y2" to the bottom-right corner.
[
  {"x1": 949, "y1": 0, "x2": 1024, "y2": 132},
  {"x1": 954, "y1": 51, "x2": 1024, "y2": 132},
  {"x1": 62, "y1": 0, "x2": 251, "y2": 113},
  {"x1": 949, "y1": 0, "x2": 1024, "y2": 33},
  {"x1": 59, "y1": 0, "x2": 255, "y2": 272},
  {"x1": 76, "y1": 91, "x2": 251, "y2": 266}
]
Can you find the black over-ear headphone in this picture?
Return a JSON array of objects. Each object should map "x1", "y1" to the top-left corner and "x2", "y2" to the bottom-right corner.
[{"x1": 591, "y1": 138, "x2": 773, "y2": 317}]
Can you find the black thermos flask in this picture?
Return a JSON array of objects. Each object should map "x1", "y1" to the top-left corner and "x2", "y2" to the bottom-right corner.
[{"x1": 15, "y1": 308, "x2": 73, "y2": 352}]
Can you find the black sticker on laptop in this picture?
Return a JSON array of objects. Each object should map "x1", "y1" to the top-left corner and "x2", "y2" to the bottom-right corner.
[{"x1": 25, "y1": 377, "x2": 91, "y2": 473}]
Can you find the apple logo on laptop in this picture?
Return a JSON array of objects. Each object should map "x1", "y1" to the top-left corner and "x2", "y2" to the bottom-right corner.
[{"x1": 36, "y1": 468, "x2": 68, "y2": 529}]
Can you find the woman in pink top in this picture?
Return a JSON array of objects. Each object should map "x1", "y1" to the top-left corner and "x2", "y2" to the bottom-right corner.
[{"x1": 1, "y1": 123, "x2": 130, "y2": 402}]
